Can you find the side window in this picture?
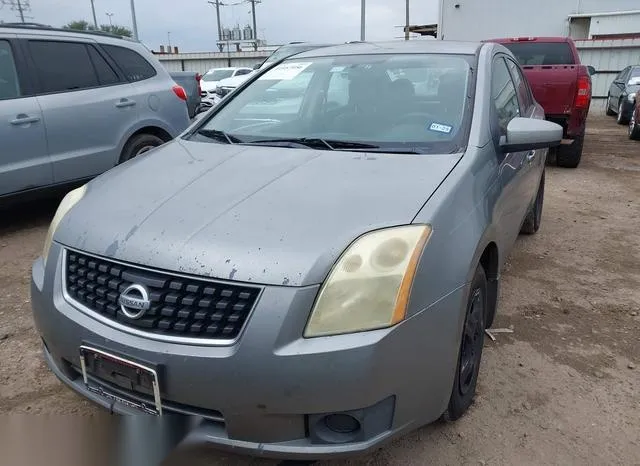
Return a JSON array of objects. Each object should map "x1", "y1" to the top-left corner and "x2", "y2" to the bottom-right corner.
[
  {"x1": 87, "y1": 46, "x2": 121, "y2": 86},
  {"x1": 491, "y1": 57, "x2": 520, "y2": 135},
  {"x1": 28, "y1": 41, "x2": 99, "y2": 94},
  {"x1": 0, "y1": 40, "x2": 21, "y2": 100},
  {"x1": 326, "y1": 71, "x2": 350, "y2": 107},
  {"x1": 236, "y1": 69, "x2": 251, "y2": 76},
  {"x1": 506, "y1": 58, "x2": 533, "y2": 112},
  {"x1": 617, "y1": 67, "x2": 630, "y2": 82},
  {"x1": 101, "y1": 45, "x2": 157, "y2": 82}
]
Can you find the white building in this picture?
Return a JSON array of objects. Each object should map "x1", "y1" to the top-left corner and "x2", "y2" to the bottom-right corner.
[{"x1": 437, "y1": 0, "x2": 640, "y2": 41}]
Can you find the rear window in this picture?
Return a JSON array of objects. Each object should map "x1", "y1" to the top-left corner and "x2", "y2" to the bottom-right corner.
[
  {"x1": 101, "y1": 45, "x2": 157, "y2": 82},
  {"x1": 502, "y1": 42, "x2": 575, "y2": 66}
]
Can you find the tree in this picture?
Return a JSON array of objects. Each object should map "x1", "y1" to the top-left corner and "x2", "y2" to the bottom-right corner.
[{"x1": 63, "y1": 20, "x2": 132, "y2": 38}]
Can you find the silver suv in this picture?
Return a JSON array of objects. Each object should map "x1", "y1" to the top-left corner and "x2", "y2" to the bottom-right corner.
[{"x1": 0, "y1": 24, "x2": 191, "y2": 202}]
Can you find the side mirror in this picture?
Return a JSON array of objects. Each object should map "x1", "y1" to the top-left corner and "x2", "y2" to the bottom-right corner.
[
  {"x1": 586, "y1": 65, "x2": 596, "y2": 76},
  {"x1": 500, "y1": 118, "x2": 563, "y2": 153}
]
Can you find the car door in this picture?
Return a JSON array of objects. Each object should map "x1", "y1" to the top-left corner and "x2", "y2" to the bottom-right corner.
[
  {"x1": 506, "y1": 57, "x2": 543, "y2": 205},
  {"x1": 0, "y1": 37, "x2": 51, "y2": 197},
  {"x1": 26, "y1": 38, "x2": 139, "y2": 183},
  {"x1": 490, "y1": 56, "x2": 530, "y2": 253}
]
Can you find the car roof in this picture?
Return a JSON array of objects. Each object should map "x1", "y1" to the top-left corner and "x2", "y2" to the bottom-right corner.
[
  {"x1": 293, "y1": 40, "x2": 483, "y2": 59},
  {"x1": 0, "y1": 23, "x2": 134, "y2": 43},
  {"x1": 487, "y1": 37, "x2": 574, "y2": 44}
]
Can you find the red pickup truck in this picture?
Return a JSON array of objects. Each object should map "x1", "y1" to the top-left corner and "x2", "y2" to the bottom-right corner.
[{"x1": 488, "y1": 37, "x2": 594, "y2": 168}]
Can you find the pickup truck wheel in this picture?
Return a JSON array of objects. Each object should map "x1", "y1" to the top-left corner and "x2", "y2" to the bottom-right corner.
[
  {"x1": 442, "y1": 264, "x2": 486, "y2": 422},
  {"x1": 119, "y1": 134, "x2": 165, "y2": 164},
  {"x1": 605, "y1": 95, "x2": 616, "y2": 116},
  {"x1": 520, "y1": 170, "x2": 544, "y2": 235},
  {"x1": 556, "y1": 132, "x2": 584, "y2": 168},
  {"x1": 617, "y1": 100, "x2": 629, "y2": 125},
  {"x1": 629, "y1": 109, "x2": 640, "y2": 140}
]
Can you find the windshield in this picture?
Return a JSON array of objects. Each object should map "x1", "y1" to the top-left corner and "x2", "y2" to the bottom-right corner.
[
  {"x1": 190, "y1": 53, "x2": 474, "y2": 154},
  {"x1": 503, "y1": 42, "x2": 575, "y2": 65},
  {"x1": 202, "y1": 69, "x2": 235, "y2": 81}
]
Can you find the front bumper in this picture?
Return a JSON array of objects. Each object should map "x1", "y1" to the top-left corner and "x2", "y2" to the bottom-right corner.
[{"x1": 31, "y1": 243, "x2": 466, "y2": 460}]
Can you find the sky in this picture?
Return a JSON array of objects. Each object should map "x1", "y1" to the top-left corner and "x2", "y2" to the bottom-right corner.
[{"x1": 0, "y1": 0, "x2": 440, "y2": 52}]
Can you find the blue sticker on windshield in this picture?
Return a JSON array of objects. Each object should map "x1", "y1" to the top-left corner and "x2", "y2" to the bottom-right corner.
[{"x1": 429, "y1": 123, "x2": 452, "y2": 134}]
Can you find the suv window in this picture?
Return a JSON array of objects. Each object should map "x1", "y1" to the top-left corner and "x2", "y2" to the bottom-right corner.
[
  {"x1": 0, "y1": 40, "x2": 20, "y2": 100},
  {"x1": 506, "y1": 58, "x2": 533, "y2": 112},
  {"x1": 87, "y1": 46, "x2": 121, "y2": 86},
  {"x1": 101, "y1": 45, "x2": 156, "y2": 82},
  {"x1": 492, "y1": 57, "x2": 520, "y2": 134},
  {"x1": 29, "y1": 41, "x2": 99, "y2": 94},
  {"x1": 236, "y1": 69, "x2": 252, "y2": 76},
  {"x1": 502, "y1": 42, "x2": 575, "y2": 65}
]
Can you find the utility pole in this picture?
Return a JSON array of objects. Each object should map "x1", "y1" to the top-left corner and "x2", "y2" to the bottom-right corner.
[
  {"x1": 405, "y1": 0, "x2": 410, "y2": 40},
  {"x1": 130, "y1": 0, "x2": 139, "y2": 40},
  {"x1": 90, "y1": 0, "x2": 98, "y2": 28},
  {"x1": 249, "y1": 0, "x2": 260, "y2": 50},
  {"x1": 1, "y1": 0, "x2": 30, "y2": 23},
  {"x1": 360, "y1": 0, "x2": 365, "y2": 41},
  {"x1": 207, "y1": 1, "x2": 223, "y2": 43}
]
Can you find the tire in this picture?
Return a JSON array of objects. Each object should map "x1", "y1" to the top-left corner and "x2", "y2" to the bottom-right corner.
[
  {"x1": 520, "y1": 170, "x2": 545, "y2": 235},
  {"x1": 119, "y1": 134, "x2": 165, "y2": 164},
  {"x1": 442, "y1": 265, "x2": 487, "y2": 422},
  {"x1": 617, "y1": 100, "x2": 629, "y2": 125},
  {"x1": 556, "y1": 132, "x2": 584, "y2": 168},
  {"x1": 629, "y1": 108, "x2": 640, "y2": 140},
  {"x1": 605, "y1": 95, "x2": 615, "y2": 116}
]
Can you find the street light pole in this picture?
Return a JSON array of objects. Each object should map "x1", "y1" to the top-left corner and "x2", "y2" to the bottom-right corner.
[
  {"x1": 106, "y1": 12, "x2": 114, "y2": 27},
  {"x1": 360, "y1": 0, "x2": 365, "y2": 41},
  {"x1": 90, "y1": 0, "x2": 98, "y2": 28},
  {"x1": 130, "y1": 0, "x2": 139, "y2": 40},
  {"x1": 207, "y1": 1, "x2": 223, "y2": 43},
  {"x1": 405, "y1": 0, "x2": 410, "y2": 40}
]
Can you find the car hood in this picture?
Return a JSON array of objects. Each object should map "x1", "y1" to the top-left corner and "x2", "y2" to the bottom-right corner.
[
  {"x1": 218, "y1": 73, "x2": 254, "y2": 88},
  {"x1": 56, "y1": 141, "x2": 461, "y2": 287},
  {"x1": 200, "y1": 81, "x2": 220, "y2": 91}
]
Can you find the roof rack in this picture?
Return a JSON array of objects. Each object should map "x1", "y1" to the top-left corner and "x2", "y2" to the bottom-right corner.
[{"x1": 0, "y1": 22, "x2": 125, "y2": 39}]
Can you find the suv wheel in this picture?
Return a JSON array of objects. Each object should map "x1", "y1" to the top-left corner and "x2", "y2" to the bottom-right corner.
[
  {"x1": 630, "y1": 108, "x2": 640, "y2": 140},
  {"x1": 441, "y1": 264, "x2": 487, "y2": 422},
  {"x1": 617, "y1": 100, "x2": 629, "y2": 125},
  {"x1": 605, "y1": 95, "x2": 615, "y2": 116},
  {"x1": 556, "y1": 132, "x2": 584, "y2": 168},
  {"x1": 119, "y1": 134, "x2": 165, "y2": 164}
]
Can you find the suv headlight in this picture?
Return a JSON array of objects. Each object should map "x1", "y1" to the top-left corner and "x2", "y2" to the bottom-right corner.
[
  {"x1": 304, "y1": 225, "x2": 432, "y2": 338},
  {"x1": 42, "y1": 185, "x2": 87, "y2": 265}
]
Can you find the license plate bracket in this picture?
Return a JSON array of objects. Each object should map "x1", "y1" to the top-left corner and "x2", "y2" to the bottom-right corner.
[{"x1": 79, "y1": 345, "x2": 163, "y2": 416}]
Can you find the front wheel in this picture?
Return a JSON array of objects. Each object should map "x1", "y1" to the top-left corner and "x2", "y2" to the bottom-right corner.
[
  {"x1": 520, "y1": 170, "x2": 545, "y2": 235},
  {"x1": 617, "y1": 100, "x2": 629, "y2": 125},
  {"x1": 605, "y1": 95, "x2": 615, "y2": 116},
  {"x1": 629, "y1": 108, "x2": 640, "y2": 140},
  {"x1": 442, "y1": 265, "x2": 487, "y2": 422}
]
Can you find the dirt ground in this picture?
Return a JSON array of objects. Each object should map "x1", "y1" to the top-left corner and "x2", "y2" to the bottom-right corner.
[{"x1": 0, "y1": 116, "x2": 638, "y2": 465}]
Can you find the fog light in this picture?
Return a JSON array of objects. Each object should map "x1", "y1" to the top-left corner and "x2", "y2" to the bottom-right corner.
[{"x1": 323, "y1": 414, "x2": 361, "y2": 434}]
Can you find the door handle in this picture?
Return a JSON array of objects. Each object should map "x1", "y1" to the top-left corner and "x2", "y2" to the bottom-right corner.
[
  {"x1": 526, "y1": 150, "x2": 536, "y2": 162},
  {"x1": 116, "y1": 99, "x2": 136, "y2": 108},
  {"x1": 10, "y1": 115, "x2": 40, "y2": 125}
]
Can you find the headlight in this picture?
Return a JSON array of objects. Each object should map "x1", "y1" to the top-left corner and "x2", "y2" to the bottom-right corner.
[
  {"x1": 42, "y1": 185, "x2": 87, "y2": 265},
  {"x1": 629, "y1": 93, "x2": 636, "y2": 103},
  {"x1": 304, "y1": 225, "x2": 432, "y2": 338}
]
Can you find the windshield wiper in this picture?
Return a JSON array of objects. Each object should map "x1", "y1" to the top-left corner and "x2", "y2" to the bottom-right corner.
[
  {"x1": 197, "y1": 129, "x2": 243, "y2": 144},
  {"x1": 242, "y1": 137, "x2": 336, "y2": 150},
  {"x1": 241, "y1": 137, "x2": 423, "y2": 154}
]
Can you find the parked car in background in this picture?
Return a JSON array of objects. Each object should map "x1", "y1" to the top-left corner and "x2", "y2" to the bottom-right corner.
[
  {"x1": 0, "y1": 23, "x2": 191, "y2": 204},
  {"x1": 629, "y1": 88, "x2": 640, "y2": 140},
  {"x1": 212, "y1": 42, "x2": 336, "y2": 100},
  {"x1": 200, "y1": 67, "x2": 252, "y2": 97},
  {"x1": 606, "y1": 65, "x2": 640, "y2": 125},
  {"x1": 32, "y1": 40, "x2": 562, "y2": 460},
  {"x1": 169, "y1": 71, "x2": 202, "y2": 119},
  {"x1": 487, "y1": 37, "x2": 594, "y2": 168}
]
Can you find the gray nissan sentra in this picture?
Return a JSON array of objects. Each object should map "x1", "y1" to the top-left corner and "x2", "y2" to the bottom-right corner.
[{"x1": 31, "y1": 41, "x2": 562, "y2": 459}]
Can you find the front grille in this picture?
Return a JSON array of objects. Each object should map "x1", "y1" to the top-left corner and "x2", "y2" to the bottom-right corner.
[{"x1": 64, "y1": 250, "x2": 261, "y2": 341}]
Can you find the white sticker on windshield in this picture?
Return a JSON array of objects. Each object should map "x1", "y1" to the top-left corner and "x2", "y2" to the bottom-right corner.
[
  {"x1": 258, "y1": 62, "x2": 312, "y2": 81},
  {"x1": 429, "y1": 123, "x2": 452, "y2": 134},
  {"x1": 330, "y1": 66, "x2": 346, "y2": 73}
]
